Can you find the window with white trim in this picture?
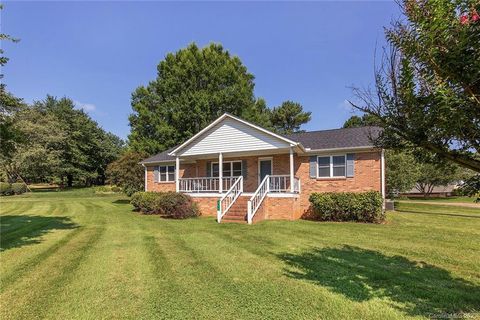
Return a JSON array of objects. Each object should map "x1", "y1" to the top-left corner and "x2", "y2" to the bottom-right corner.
[
  {"x1": 211, "y1": 161, "x2": 242, "y2": 177},
  {"x1": 159, "y1": 165, "x2": 175, "y2": 182},
  {"x1": 317, "y1": 155, "x2": 346, "y2": 178}
]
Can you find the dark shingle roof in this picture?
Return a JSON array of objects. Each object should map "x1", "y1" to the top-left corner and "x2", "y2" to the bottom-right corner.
[
  {"x1": 141, "y1": 126, "x2": 382, "y2": 163},
  {"x1": 141, "y1": 147, "x2": 176, "y2": 164},
  {"x1": 286, "y1": 126, "x2": 382, "y2": 150}
]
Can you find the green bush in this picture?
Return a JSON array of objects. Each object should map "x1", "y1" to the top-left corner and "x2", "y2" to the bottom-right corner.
[
  {"x1": 308, "y1": 191, "x2": 384, "y2": 223},
  {"x1": 94, "y1": 185, "x2": 123, "y2": 194},
  {"x1": 11, "y1": 183, "x2": 27, "y2": 195},
  {"x1": 0, "y1": 182, "x2": 13, "y2": 196},
  {"x1": 130, "y1": 192, "x2": 200, "y2": 219}
]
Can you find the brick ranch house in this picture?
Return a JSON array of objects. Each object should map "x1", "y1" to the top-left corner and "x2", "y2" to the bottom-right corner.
[{"x1": 141, "y1": 113, "x2": 385, "y2": 224}]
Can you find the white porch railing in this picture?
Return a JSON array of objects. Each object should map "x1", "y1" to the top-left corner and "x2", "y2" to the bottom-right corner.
[
  {"x1": 269, "y1": 175, "x2": 300, "y2": 193},
  {"x1": 178, "y1": 177, "x2": 240, "y2": 193},
  {"x1": 217, "y1": 176, "x2": 243, "y2": 223},
  {"x1": 247, "y1": 175, "x2": 270, "y2": 224}
]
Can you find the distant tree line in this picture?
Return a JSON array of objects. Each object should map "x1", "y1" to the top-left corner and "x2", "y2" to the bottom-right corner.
[{"x1": 1, "y1": 95, "x2": 124, "y2": 187}]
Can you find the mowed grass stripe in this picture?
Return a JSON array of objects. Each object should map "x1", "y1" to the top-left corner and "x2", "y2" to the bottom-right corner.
[
  {"x1": 0, "y1": 225, "x2": 105, "y2": 320},
  {"x1": 50, "y1": 200, "x2": 154, "y2": 319}
]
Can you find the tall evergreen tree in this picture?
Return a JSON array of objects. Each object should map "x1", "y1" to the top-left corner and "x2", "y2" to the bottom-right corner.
[{"x1": 270, "y1": 101, "x2": 311, "y2": 135}]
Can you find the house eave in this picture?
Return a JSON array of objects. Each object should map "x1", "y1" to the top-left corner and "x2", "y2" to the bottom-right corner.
[
  {"x1": 168, "y1": 113, "x2": 302, "y2": 156},
  {"x1": 303, "y1": 146, "x2": 379, "y2": 154}
]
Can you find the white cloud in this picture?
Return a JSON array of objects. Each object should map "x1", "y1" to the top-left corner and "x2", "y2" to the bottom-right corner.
[{"x1": 74, "y1": 100, "x2": 96, "y2": 113}]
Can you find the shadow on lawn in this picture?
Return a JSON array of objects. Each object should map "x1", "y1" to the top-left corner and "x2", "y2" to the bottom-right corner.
[
  {"x1": 278, "y1": 246, "x2": 480, "y2": 317},
  {"x1": 112, "y1": 199, "x2": 131, "y2": 205},
  {"x1": 0, "y1": 215, "x2": 77, "y2": 251},
  {"x1": 396, "y1": 209, "x2": 480, "y2": 219}
]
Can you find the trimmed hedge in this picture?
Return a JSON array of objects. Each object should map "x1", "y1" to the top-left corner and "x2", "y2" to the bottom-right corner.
[
  {"x1": 130, "y1": 192, "x2": 200, "y2": 219},
  {"x1": 308, "y1": 191, "x2": 384, "y2": 223},
  {"x1": 0, "y1": 182, "x2": 13, "y2": 196},
  {"x1": 12, "y1": 183, "x2": 27, "y2": 195},
  {"x1": 0, "y1": 182, "x2": 27, "y2": 196}
]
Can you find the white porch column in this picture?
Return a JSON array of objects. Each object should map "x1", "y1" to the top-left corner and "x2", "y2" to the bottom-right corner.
[
  {"x1": 290, "y1": 146, "x2": 294, "y2": 192},
  {"x1": 218, "y1": 153, "x2": 223, "y2": 193},
  {"x1": 381, "y1": 149, "x2": 385, "y2": 207},
  {"x1": 175, "y1": 156, "x2": 180, "y2": 192}
]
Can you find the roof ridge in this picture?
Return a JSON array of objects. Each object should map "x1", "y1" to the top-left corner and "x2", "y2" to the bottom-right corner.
[{"x1": 289, "y1": 125, "x2": 381, "y2": 136}]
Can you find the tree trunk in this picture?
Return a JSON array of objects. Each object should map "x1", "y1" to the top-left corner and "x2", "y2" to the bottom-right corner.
[{"x1": 67, "y1": 175, "x2": 73, "y2": 188}]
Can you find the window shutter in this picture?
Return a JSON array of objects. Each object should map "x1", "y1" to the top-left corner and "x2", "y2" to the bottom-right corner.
[
  {"x1": 309, "y1": 156, "x2": 317, "y2": 178},
  {"x1": 346, "y1": 153, "x2": 355, "y2": 177},
  {"x1": 153, "y1": 166, "x2": 159, "y2": 183},
  {"x1": 242, "y1": 160, "x2": 247, "y2": 178},
  {"x1": 206, "y1": 161, "x2": 211, "y2": 177}
]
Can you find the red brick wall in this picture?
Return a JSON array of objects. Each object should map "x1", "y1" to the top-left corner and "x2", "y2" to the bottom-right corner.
[
  {"x1": 296, "y1": 151, "x2": 382, "y2": 216},
  {"x1": 145, "y1": 163, "x2": 196, "y2": 192},
  {"x1": 192, "y1": 197, "x2": 219, "y2": 216},
  {"x1": 145, "y1": 150, "x2": 382, "y2": 220}
]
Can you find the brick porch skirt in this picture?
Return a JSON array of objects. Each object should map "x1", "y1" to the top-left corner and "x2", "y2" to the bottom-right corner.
[{"x1": 191, "y1": 195, "x2": 303, "y2": 222}]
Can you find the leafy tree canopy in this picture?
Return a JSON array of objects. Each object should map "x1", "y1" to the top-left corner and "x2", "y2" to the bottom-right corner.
[
  {"x1": 106, "y1": 151, "x2": 148, "y2": 196},
  {"x1": 350, "y1": 0, "x2": 480, "y2": 173},
  {"x1": 270, "y1": 101, "x2": 311, "y2": 135},
  {"x1": 129, "y1": 43, "x2": 271, "y2": 155},
  {"x1": 2, "y1": 96, "x2": 124, "y2": 186},
  {"x1": 343, "y1": 114, "x2": 381, "y2": 128},
  {"x1": 385, "y1": 150, "x2": 419, "y2": 197}
]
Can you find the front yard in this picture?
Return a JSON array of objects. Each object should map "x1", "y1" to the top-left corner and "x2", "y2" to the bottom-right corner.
[{"x1": 1, "y1": 189, "x2": 479, "y2": 319}]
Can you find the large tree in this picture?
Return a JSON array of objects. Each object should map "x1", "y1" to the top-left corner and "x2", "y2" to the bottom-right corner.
[
  {"x1": 350, "y1": 0, "x2": 480, "y2": 172},
  {"x1": 129, "y1": 43, "x2": 271, "y2": 155},
  {"x1": 0, "y1": 4, "x2": 23, "y2": 162},
  {"x1": 270, "y1": 101, "x2": 311, "y2": 135},
  {"x1": 5, "y1": 96, "x2": 124, "y2": 186}
]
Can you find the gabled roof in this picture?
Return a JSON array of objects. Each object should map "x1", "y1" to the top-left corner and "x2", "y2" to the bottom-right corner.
[
  {"x1": 140, "y1": 114, "x2": 382, "y2": 164},
  {"x1": 168, "y1": 113, "x2": 300, "y2": 156},
  {"x1": 286, "y1": 126, "x2": 381, "y2": 151}
]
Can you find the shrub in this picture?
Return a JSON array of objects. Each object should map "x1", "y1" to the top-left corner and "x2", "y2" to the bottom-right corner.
[
  {"x1": 130, "y1": 192, "x2": 200, "y2": 219},
  {"x1": 11, "y1": 183, "x2": 27, "y2": 195},
  {"x1": 308, "y1": 191, "x2": 384, "y2": 223},
  {"x1": 0, "y1": 182, "x2": 13, "y2": 196},
  {"x1": 94, "y1": 185, "x2": 123, "y2": 194}
]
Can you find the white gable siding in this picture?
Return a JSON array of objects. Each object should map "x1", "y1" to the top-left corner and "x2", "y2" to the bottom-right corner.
[{"x1": 179, "y1": 118, "x2": 291, "y2": 156}]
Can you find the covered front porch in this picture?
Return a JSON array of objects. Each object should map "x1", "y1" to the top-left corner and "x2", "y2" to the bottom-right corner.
[{"x1": 173, "y1": 150, "x2": 300, "y2": 195}]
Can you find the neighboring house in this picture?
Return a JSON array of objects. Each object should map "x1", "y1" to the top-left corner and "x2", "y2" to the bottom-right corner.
[
  {"x1": 402, "y1": 184, "x2": 459, "y2": 198},
  {"x1": 141, "y1": 113, "x2": 385, "y2": 223}
]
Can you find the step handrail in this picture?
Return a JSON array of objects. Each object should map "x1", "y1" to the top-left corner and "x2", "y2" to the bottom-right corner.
[
  {"x1": 247, "y1": 175, "x2": 270, "y2": 224},
  {"x1": 217, "y1": 176, "x2": 243, "y2": 223}
]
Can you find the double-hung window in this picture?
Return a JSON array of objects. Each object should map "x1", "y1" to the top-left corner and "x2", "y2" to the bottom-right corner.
[
  {"x1": 317, "y1": 155, "x2": 346, "y2": 178},
  {"x1": 211, "y1": 161, "x2": 242, "y2": 177},
  {"x1": 159, "y1": 165, "x2": 175, "y2": 182}
]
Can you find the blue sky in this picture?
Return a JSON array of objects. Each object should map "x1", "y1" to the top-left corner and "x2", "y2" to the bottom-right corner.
[{"x1": 2, "y1": 1, "x2": 400, "y2": 140}]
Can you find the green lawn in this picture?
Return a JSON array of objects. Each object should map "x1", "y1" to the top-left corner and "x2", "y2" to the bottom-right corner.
[
  {"x1": 1, "y1": 189, "x2": 479, "y2": 319},
  {"x1": 404, "y1": 196, "x2": 478, "y2": 203}
]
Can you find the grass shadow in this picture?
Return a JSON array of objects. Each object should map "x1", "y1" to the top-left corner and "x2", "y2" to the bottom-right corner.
[
  {"x1": 0, "y1": 215, "x2": 78, "y2": 251},
  {"x1": 397, "y1": 209, "x2": 480, "y2": 219},
  {"x1": 112, "y1": 199, "x2": 131, "y2": 205},
  {"x1": 277, "y1": 246, "x2": 480, "y2": 317}
]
